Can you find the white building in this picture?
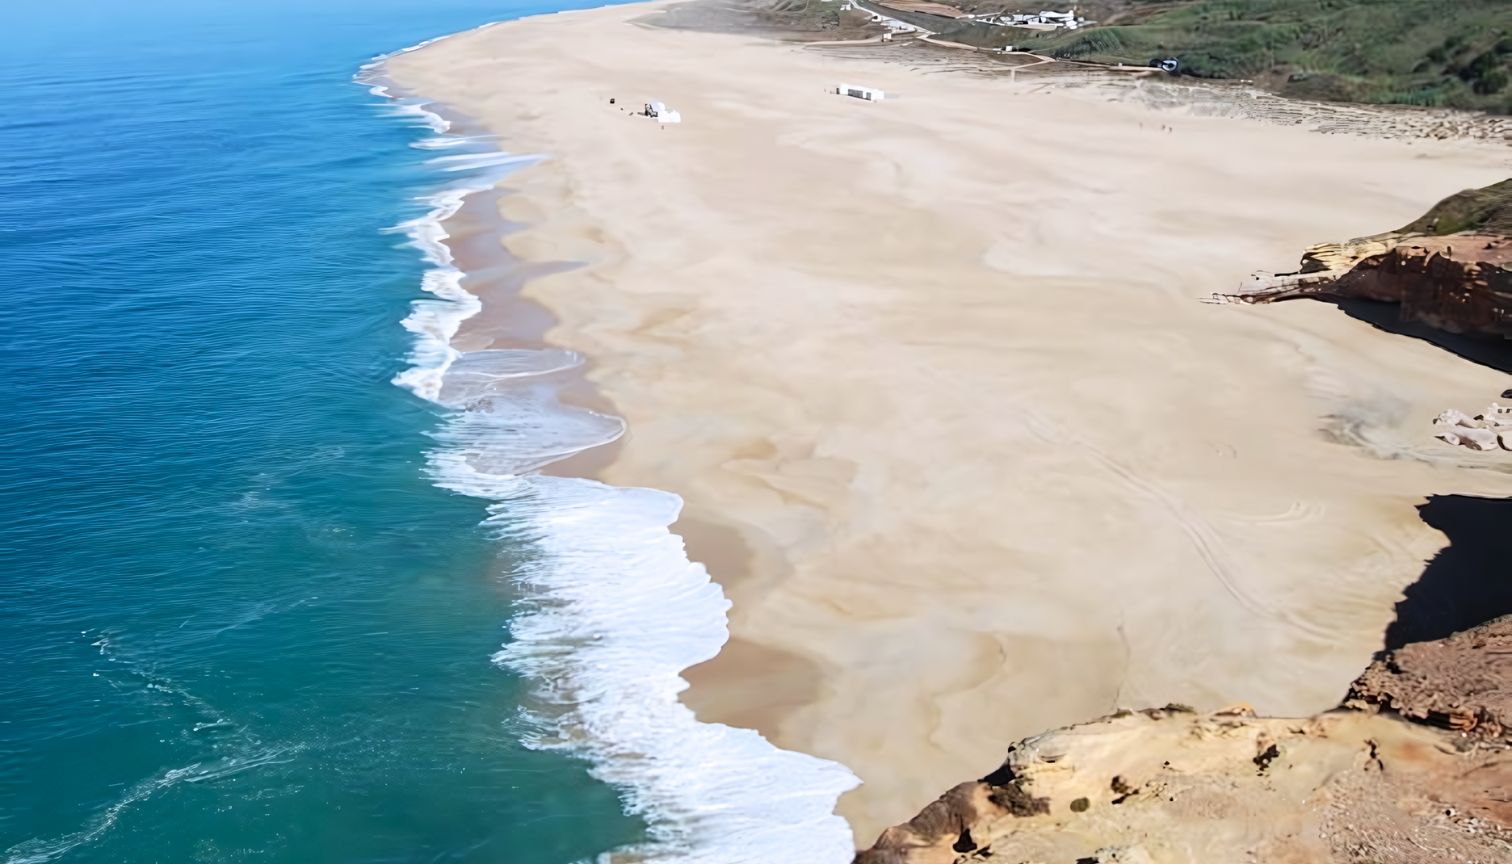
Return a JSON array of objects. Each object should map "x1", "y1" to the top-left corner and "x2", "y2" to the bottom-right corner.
[
  {"x1": 978, "y1": 8, "x2": 1089, "y2": 29},
  {"x1": 837, "y1": 83, "x2": 886, "y2": 101}
]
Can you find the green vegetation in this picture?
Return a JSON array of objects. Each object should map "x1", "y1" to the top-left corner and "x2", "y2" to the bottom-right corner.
[
  {"x1": 924, "y1": 0, "x2": 1512, "y2": 112},
  {"x1": 1399, "y1": 179, "x2": 1512, "y2": 236},
  {"x1": 743, "y1": 0, "x2": 843, "y2": 32}
]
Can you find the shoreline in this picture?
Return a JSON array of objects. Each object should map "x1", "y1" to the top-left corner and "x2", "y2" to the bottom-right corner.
[
  {"x1": 366, "y1": 26, "x2": 862, "y2": 863},
  {"x1": 383, "y1": 1, "x2": 1510, "y2": 850}
]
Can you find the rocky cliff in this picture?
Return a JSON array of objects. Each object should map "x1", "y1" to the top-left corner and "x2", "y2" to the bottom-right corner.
[
  {"x1": 1317, "y1": 234, "x2": 1510, "y2": 338},
  {"x1": 1346, "y1": 614, "x2": 1510, "y2": 743},
  {"x1": 1224, "y1": 181, "x2": 1512, "y2": 340},
  {"x1": 854, "y1": 615, "x2": 1512, "y2": 864}
]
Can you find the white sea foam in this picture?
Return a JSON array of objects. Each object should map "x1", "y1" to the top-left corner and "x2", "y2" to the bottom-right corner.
[
  {"x1": 381, "y1": 99, "x2": 452, "y2": 133},
  {"x1": 412, "y1": 135, "x2": 483, "y2": 150},
  {"x1": 433, "y1": 387, "x2": 625, "y2": 477},
  {"x1": 427, "y1": 151, "x2": 537, "y2": 172},
  {"x1": 383, "y1": 152, "x2": 540, "y2": 402},
  {"x1": 442, "y1": 347, "x2": 585, "y2": 400},
  {"x1": 361, "y1": 38, "x2": 860, "y2": 863},
  {"x1": 432, "y1": 462, "x2": 861, "y2": 864}
]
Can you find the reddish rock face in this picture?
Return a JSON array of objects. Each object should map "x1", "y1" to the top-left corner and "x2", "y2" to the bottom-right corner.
[
  {"x1": 1348, "y1": 614, "x2": 1511, "y2": 744},
  {"x1": 1224, "y1": 179, "x2": 1512, "y2": 340},
  {"x1": 1230, "y1": 233, "x2": 1512, "y2": 340},
  {"x1": 1331, "y1": 235, "x2": 1512, "y2": 338}
]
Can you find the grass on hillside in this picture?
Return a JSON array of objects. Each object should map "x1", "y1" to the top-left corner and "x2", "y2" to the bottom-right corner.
[
  {"x1": 1008, "y1": 0, "x2": 1512, "y2": 112},
  {"x1": 763, "y1": 0, "x2": 842, "y2": 28},
  {"x1": 1400, "y1": 180, "x2": 1512, "y2": 236}
]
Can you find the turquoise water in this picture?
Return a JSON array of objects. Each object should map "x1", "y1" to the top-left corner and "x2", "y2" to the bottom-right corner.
[{"x1": 0, "y1": 2, "x2": 646, "y2": 861}]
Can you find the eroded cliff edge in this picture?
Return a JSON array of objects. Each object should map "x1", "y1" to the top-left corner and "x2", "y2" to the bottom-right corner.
[
  {"x1": 855, "y1": 615, "x2": 1512, "y2": 864},
  {"x1": 1221, "y1": 179, "x2": 1512, "y2": 341}
]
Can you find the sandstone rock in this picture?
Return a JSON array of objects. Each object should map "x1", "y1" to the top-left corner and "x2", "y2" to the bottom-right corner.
[
  {"x1": 1435, "y1": 408, "x2": 1478, "y2": 428},
  {"x1": 1433, "y1": 406, "x2": 1510, "y2": 451},
  {"x1": 1479, "y1": 403, "x2": 1512, "y2": 427},
  {"x1": 855, "y1": 616, "x2": 1512, "y2": 864},
  {"x1": 1225, "y1": 182, "x2": 1512, "y2": 340},
  {"x1": 1328, "y1": 235, "x2": 1512, "y2": 338},
  {"x1": 1092, "y1": 846, "x2": 1154, "y2": 864},
  {"x1": 1458, "y1": 426, "x2": 1502, "y2": 450}
]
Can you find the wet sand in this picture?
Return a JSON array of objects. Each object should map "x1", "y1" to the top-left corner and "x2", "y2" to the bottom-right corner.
[{"x1": 387, "y1": 2, "x2": 1511, "y2": 844}]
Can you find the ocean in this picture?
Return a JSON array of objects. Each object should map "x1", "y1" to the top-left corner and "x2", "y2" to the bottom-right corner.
[{"x1": 0, "y1": 1, "x2": 855, "y2": 862}]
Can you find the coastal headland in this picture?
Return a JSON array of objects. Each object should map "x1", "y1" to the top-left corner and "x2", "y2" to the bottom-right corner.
[{"x1": 385, "y1": 0, "x2": 1509, "y2": 846}]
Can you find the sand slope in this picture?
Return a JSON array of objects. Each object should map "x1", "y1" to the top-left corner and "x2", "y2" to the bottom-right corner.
[{"x1": 387, "y1": 4, "x2": 1510, "y2": 843}]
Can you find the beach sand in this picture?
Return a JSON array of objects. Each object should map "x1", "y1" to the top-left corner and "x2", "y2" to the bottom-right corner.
[{"x1": 387, "y1": 4, "x2": 1510, "y2": 844}]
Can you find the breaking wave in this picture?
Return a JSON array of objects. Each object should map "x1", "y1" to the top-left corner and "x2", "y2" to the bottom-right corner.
[{"x1": 360, "y1": 38, "x2": 859, "y2": 864}]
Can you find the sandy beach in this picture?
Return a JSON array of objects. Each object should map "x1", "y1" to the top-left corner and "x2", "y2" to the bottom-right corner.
[{"x1": 386, "y1": 4, "x2": 1509, "y2": 846}]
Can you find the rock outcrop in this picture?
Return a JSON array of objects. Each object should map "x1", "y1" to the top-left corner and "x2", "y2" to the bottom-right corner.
[
  {"x1": 1217, "y1": 181, "x2": 1512, "y2": 341},
  {"x1": 855, "y1": 616, "x2": 1512, "y2": 864},
  {"x1": 1226, "y1": 233, "x2": 1512, "y2": 339},
  {"x1": 1433, "y1": 403, "x2": 1512, "y2": 451},
  {"x1": 1347, "y1": 615, "x2": 1511, "y2": 743}
]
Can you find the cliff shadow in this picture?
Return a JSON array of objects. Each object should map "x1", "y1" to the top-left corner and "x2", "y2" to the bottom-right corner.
[
  {"x1": 1383, "y1": 494, "x2": 1512, "y2": 651},
  {"x1": 1327, "y1": 298, "x2": 1512, "y2": 375}
]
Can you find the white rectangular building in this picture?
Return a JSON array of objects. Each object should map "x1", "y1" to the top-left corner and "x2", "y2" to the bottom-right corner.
[{"x1": 838, "y1": 83, "x2": 886, "y2": 101}]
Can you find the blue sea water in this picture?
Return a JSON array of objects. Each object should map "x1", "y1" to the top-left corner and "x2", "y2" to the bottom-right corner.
[
  {"x1": 0, "y1": 2, "x2": 644, "y2": 862},
  {"x1": 0, "y1": 1, "x2": 861, "y2": 862}
]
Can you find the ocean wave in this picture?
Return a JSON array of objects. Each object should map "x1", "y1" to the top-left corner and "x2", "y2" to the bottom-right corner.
[
  {"x1": 411, "y1": 135, "x2": 483, "y2": 150},
  {"x1": 445, "y1": 347, "x2": 584, "y2": 389},
  {"x1": 382, "y1": 149, "x2": 540, "y2": 402},
  {"x1": 380, "y1": 99, "x2": 453, "y2": 133},
  {"x1": 363, "y1": 46, "x2": 859, "y2": 864},
  {"x1": 450, "y1": 466, "x2": 860, "y2": 864}
]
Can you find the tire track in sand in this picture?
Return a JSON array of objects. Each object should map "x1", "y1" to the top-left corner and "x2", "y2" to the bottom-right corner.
[{"x1": 1018, "y1": 408, "x2": 1335, "y2": 641}]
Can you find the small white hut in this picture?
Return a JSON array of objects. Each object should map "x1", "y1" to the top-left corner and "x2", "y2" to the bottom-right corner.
[{"x1": 837, "y1": 83, "x2": 886, "y2": 101}]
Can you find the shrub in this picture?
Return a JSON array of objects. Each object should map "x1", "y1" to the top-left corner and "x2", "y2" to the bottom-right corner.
[{"x1": 1475, "y1": 69, "x2": 1509, "y2": 94}]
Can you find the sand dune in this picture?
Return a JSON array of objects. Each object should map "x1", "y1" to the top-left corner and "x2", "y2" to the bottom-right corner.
[{"x1": 387, "y1": 4, "x2": 1510, "y2": 843}]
